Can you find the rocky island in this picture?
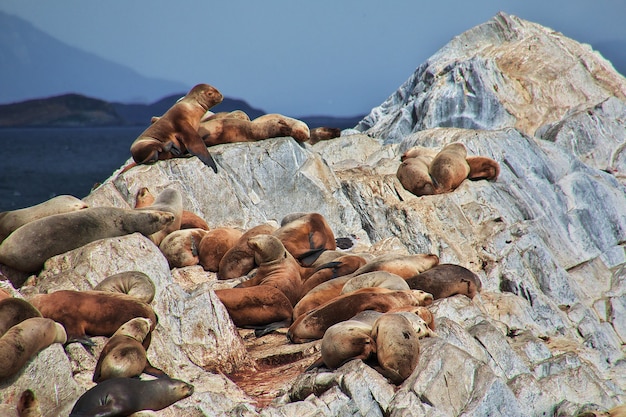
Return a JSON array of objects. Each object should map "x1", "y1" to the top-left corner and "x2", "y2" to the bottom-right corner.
[{"x1": 0, "y1": 12, "x2": 625, "y2": 417}]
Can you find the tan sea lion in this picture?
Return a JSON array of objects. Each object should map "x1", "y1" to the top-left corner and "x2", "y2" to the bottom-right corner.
[
  {"x1": 340, "y1": 270, "x2": 410, "y2": 294},
  {"x1": 135, "y1": 188, "x2": 183, "y2": 246},
  {"x1": 400, "y1": 146, "x2": 438, "y2": 162},
  {"x1": 320, "y1": 316, "x2": 375, "y2": 369},
  {"x1": 0, "y1": 317, "x2": 67, "y2": 380},
  {"x1": 200, "y1": 109, "x2": 250, "y2": 122},
  {"x1": 236, "y1": 234, "x2": 303, "y2": 306},
  {"x1": 69, "y1": 377, "x2": 194, "y2": 417},
  {"x1": 405, "y1": 263, "x2": 482, "y2": 299},
  {"x1": 300, "y1": 254, "x2": 368, "y2": 295},
  {"x1": 392, "y1": 309, "x2": 437, "y2": 337},
  {"x1": 93, "y1": 271, "x2": 156, "y2": 304},
  {"x1": 0, "y1": 195, "x2": 88, "y2": 243},
  {"x1": 159, "y1": 228, "x2": 207, "y2": 268},
  {"x1": 352, "y1": 253, "x2": 440, "y2": 279},
  {"x1": 371, "y1": 312, "x2": 421, "y2": 384},
  {"x1": 198, "y1": 227, "x2": 244, "y2": 272},
  {"x1": 466, "y1": 155, "x2": 500, "y2": 181},
  {"x1": 252, "y1": 114, "x2": 310, "y2": 142},
  {"x1": 217, "y1": 223, "x2": 277, "y2": 279},
  {"x1": 397, "y1": 155, "x2": 436, "y2": 196},
  {"x1": 93, "y1": 317, "x2": 152, "y2": 382},
  {"x1": 0, "y1": 207, "x2": 175, "y2": 273},
  {"x1": 287, "y1": 287, "x2": 434, "y2": 343},
  {"x1": 308, "y1": 127, "x2": 342, "y2": 145},
  {"x1": 134, "y1": 187, "x2": 209, "y2": 231},
  {"x1": 129, "y1": 83, "x2": 223, "y2": 172},
  {"x1": 0, "y1": 297, "x2": 42, "y2": 336},
  {"x1": 17, "y1": 389, "x2": 41, "y2": 417},
  {"x1": 273, "y1": 212, "x2": 336, "y2": 266},
  {"x1": 198, "y1": 115, "x2": 293, "y2": 146},
  {"x1": 429, "y1": 142, "x2": 471, "y2": 194},
  {"x1": 28, "y1": 290, "x2": 157, "y2": 347}
]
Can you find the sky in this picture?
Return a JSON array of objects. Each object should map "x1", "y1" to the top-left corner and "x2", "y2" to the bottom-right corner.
[{"x1": 1, "y1": 0, "x2": 625, "y2": 117}]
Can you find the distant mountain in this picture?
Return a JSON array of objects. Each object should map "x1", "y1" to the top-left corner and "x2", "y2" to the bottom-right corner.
[{"x1": 0, "y1": 11, "x2": 189, "y2": 104}]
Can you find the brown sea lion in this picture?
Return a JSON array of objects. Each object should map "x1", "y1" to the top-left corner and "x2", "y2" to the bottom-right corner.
[
  {"x1": 214, "y1": 286, "x2": 293, "y2": 328},
  {"x1": 405, "y1": 263, "x2": 482, "y2": 299},
  {"x1": 135, "y1": 188, "x2": 183, "y2": 246},
  {"x1": 0, "y1": 195, "x2": 88, "y2": 243},
  {"x1": 320, "y1": 315, "x2": 375, "y2": 369},
  {"x1": 0, "y1": 297, "x2": 42, "y2": 336},
  {"x1": 308, "y1": 127, "x2": 342, "y2": 145},
  {"x1": 287, "y1": 287, "x2": 434, "y2": 343},
  {"x1": 28, "y1": 290, "x2": 157, "y2": 347},
  {"x1": 236, "y1": 234, "x2": 303, "y2": 306},
  {"x1": 340, "y1": 270, "x2": 411, "y2": 294},
  {"x1": 69, "y1": 377, "x2": 194, "y2": 417},
  {"x1": 0, "y1": 317, "x2": 67, "y2": 380},
  {"x1": 466, "y1": 155, "x2": 500, "y2": 181},
  {"x1": 371, "y1": 312, "x2": 421, "y2": 384},
  {"x1": 352, "y1": 253, "x2": 440, "y2": 279},
  {"x1": 17, "y1": 389, "x2": 41, "y2": 417},
  {"x1": 159, "y1": 228, "x2": 208, "y2": 268},
  {"x1": 252, "y1": 114, "x2": 310, "y2": 142},
  {"x1": 129, "y1": 83, "x2": 222, "y2": 172},
  {"x1": 197, "y1": 227, "x2": 243, "y2": 272},
  {"x1": 93, "y1": 317, "x2": 152, "y2": 382},
  {"x1": 300, "y1": 254, "x2": 368, "y2": 295},
  {"x1": 273, "y1": 212, "x2": 336, "y2": 266},
  {"x1": 217, "y1": 223, "x2": 277, "y2": 279},
  {"x1": 400, "y1": 146, "x2": 438, "y2": 162},
  {"x1": 397, "y1": 154, "x2": 436, "y2": 196},
  {"x1": 134, "y1": 187, "x2": 209, "y2": 231},
  {"x1": 429, "y1": 142, "x2": 471, "y2": 194},
  {"x1": 0, "y1": 207, "x2": 175, "y2": 273},
  {"x1": 93, "y1": 271, "x2": 156, "y2": 304},
  {"x1": 198, "y1": 115, "x2": 293, "y2": 146},
  {"x1": 200, "y1": 109, "x2": 250, "y2": 122}
]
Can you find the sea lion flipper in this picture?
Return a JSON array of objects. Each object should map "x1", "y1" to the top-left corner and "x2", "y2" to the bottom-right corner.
[
  {"x1": 253, "y1": 319, "x2": 292, "y2": 338},
  {"x1": 143, "y1": 359, "x2": 169, "y2": 378},
  {"x1": 177, "y1": 131, "x2": 219, "y2": 173}
]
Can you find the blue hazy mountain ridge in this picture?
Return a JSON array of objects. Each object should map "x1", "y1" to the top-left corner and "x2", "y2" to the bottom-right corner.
[{"x1": 0, "y1": 11, "x2": 189, "y2": 104}]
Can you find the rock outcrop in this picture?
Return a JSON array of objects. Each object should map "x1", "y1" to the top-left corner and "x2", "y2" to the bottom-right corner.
[{"x1": 1, "y1": 11, "x2": 625, "y2": 417}]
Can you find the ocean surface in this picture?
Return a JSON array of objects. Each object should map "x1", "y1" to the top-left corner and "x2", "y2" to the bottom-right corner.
[{"x1": 0, "y1": 126, "x2": 144, "y2": 212}]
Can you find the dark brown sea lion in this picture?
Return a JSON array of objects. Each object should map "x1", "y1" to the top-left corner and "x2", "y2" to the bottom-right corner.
[
  {"x1": 217, "y1": 223, "x2": 277, "y2": 279},
  {"x1": 273, "y1": 212, "x2": 336, "y2": 266},
  {"x1": 92, "y1": 317, "x2": 152, "y2": 382},
  {"x1": 0, "y1": 207, "x2": 175, "y2": 273},
  {"x1": 69, "y1": 377, "x2": 194, "y2": 417},
  {"x1": 129, "y1": 83, "x2": 223, "y2": 172},
  {"x1": 0, "y1": 317, "x2": 67, "y2": 380},
  {"x1": 405, "y1": 263, "x2": 482, "y2": 299},
  {"x1": 0, "y1": 195, "x2": 88, "y2": 243},
  {"x1": 214, "y1": 286, "x2": 293, "y2": 328},
  {"x1": 308, "y1": 127, "x2": 342, "y2": 145}
]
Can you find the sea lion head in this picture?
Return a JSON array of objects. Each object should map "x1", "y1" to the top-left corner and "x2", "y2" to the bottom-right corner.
[
  {"x1": 186, "y1": 83, "x2": 224, "y2": 110},
  {"x1": 247, "y1": 234, "x2": 287, "y2": 265}
]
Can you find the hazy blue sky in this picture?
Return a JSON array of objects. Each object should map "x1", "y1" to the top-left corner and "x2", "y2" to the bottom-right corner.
[{"x1": 1, "y1": 1, "x2": 625, "y2": 116}]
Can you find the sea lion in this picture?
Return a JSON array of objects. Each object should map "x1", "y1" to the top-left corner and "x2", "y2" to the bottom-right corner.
[
  {"x1": 397, "y1": 154, "x2": 436, "y2": 196},
  {"x1": 214, "y1": 286, "x2": 293, "y2": 328},
  {"x1": 352, "y1": 253, "x2": 440, "y2": 279},
  {"x1": 129, "y1": 83, "x2": 222, "y2": 172},
  {"x1": 200, "y1": 109, "x2": 250, "y2": 122},
  {"x1": 159, "y1": 228, "x2": 208, "y2": 268},
  {"x1": 0, "y1": 195, "x2": 88, "y2": 243},
  {"x1": 28, "y1": 290, "x2": 157, "y2": 347},
  {"x1": 0, "y1": 297, "x2": 42, "y2": 336},
  {"x1": 134, "y1": 187, "x2": 209, "y2": 231},
  {"x1": 93, "y1": 317, "x2": 152, "y2": 382},
  {"x1": 93, "y1": 271, "x2": 156, "y2": 304},
  {"x1": 236, "y1": 234, "x2": 303, "y2": 306},
  {"x1": 0, "y1": 207, "x2": 175, "y2": 273},
  {"x1": 251, "y1": 114, "x2": 310, "y2": 142},
  {"x1": 400, "y1": 146, "x2": 438, "y2": 162},
  {"x1": 69, "y1": 377, "x2": 194, "y2": 417},
  {"x1": 0, "y1": 317, "x2": 67, "y2": 380},
  {"x1": 135, "y1": 188, "x2": 183, "y2": 246},
  {"x1": 308, "y1": 127, "x2": 342, "y2": 145},
  {"x1": 320, "y1": 317, "x2": 374, "y2": 369},
  {"x1": 217, "y1": 223, "x2": 277, "y2": 279},
  {"x1": 429, "y1": 142, "x2": 471, "y2": 194},
  {"x1": 340, "y1": 270, "x2": 410, "y2": 294},
  {"x1": 17, "y1": 389, "x2": 41, "y2": 417},
  {"x1": 198, "y1": 227, "x2": 244, "y2": 272},
  {"x1": 371, "y1": 312, "x2": 421, "y2": 384},
  {"x1": 466, "y1": 155, "x2": 500, "y2": 181},
  {"x1": 273, "y1": 212, "x2": 336, "y2": 266},
  {"x1": 198, "y1": 115, "x2": 294, "y2": 146},
  {"x1": 405, "y1": 263, "x2": 482, "y2": 299},
  {"x1": 300, "y1": 254, "x2": 368, "y2": 295},
  {"x1": 287, "y1": 287, "x2": 434, "y2": 343}
]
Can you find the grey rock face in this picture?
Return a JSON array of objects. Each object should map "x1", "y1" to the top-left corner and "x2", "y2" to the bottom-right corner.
[{"x1": 2, "y1": 11, "x2": 626, "y2": 417}]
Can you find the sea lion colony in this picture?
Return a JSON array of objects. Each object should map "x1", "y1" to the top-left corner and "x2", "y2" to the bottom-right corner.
[{"x1": 0, "y1": 82, "x2": 502, "y2": 414}]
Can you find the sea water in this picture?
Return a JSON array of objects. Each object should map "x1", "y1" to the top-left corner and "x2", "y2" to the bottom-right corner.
[{"x1": 0, "y1": 126, "x2": 144, "y2": 211}]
